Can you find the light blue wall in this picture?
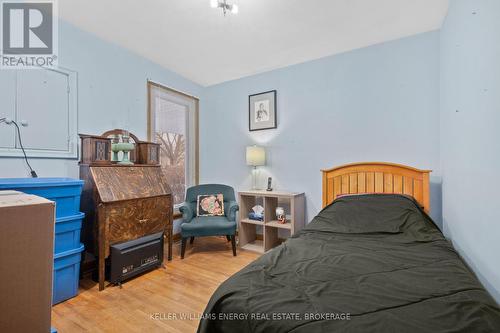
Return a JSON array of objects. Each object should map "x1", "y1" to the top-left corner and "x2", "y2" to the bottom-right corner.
[
  {"x1": 440, "y1": 0, "x2": 500, "y2": 302},
  {"x1": 0, "y1": 20, "x2": 203, "y2": 178},
  {"x1": 0, "y1": 5, "x2": 496, "y2": 302},
  {"x1": 202, "y1": 31, "x2": 442, "y2": 224}
]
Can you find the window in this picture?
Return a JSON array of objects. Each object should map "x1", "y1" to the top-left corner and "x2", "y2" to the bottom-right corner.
[
  {"x1": 0, "y1": 67, "x2": 78, "y2": 158},
  {"x1": 147, "y1": 81, "x2": 199, "y2": 206}
]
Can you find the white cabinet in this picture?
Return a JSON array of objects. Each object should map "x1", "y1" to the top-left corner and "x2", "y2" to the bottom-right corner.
[{"x1": 0, "y1": 67, "x2": 77, "y2": 158}]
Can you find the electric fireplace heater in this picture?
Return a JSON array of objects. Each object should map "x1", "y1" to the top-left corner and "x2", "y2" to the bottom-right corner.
[{"x1": 110, "y1": 231, "x2": 164, "y2": 286}]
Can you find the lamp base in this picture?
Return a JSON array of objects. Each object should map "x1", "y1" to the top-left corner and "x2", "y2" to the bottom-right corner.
[{"x1": 251, "y1": 167, "x2": 261, "y2": 190}]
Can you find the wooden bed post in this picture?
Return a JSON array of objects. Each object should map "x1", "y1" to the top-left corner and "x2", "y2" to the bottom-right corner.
[
  {"x1": 422, "y1": 172, "x2": 430, "y2": 214},
  {"x1": 322, "y1": 170, "x2": 328, "y2": 208}
]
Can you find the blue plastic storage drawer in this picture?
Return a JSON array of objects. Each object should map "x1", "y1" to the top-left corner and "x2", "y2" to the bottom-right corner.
[
  {"x1": 55, "y1": 213, "x2": 84, "y2": 253},
  {"x1": 0, "y1": 178, "x2": 84, "y2": 218},
  {"x1": 53, "y1": 244, "x2": 84, "y2": 305}
]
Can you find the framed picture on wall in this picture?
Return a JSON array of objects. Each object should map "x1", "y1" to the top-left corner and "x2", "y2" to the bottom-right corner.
[{"x1": 249, "y1": 90, "x2": 277, "y2": 131}]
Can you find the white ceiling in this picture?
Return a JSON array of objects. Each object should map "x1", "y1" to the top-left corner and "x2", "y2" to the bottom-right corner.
[{"x1": 59, "y1": 0, "x2": 449, "y2": 86}]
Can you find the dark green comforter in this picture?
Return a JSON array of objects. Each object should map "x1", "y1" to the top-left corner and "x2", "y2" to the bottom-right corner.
[{"x1": 198, "y1": 195, "x2": 500, "y2": 332}]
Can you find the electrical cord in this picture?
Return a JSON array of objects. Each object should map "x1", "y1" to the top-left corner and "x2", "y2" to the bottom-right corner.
[{"x1": 1, "y1": 118, "x2": 38, "y2": 177}]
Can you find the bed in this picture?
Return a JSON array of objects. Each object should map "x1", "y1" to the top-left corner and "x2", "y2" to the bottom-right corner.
[{"x1": 198, "y1": 162, "x2": 500, "y2": 332}]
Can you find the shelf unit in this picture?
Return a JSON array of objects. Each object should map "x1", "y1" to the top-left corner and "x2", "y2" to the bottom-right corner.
[{"x1": 238, "y1": 190, "x2": 305, "y2": 253}]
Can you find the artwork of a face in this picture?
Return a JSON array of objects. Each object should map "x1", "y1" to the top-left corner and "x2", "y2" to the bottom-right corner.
[
  {"x1": 254, "y1": 100, "x2": 270, "y2": 122},
  {"x1": 249, "y1": 90, "x2": 276, "y2": 131}
]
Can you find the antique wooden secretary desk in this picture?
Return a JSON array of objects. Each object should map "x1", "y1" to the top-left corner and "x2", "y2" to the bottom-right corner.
[{"x1": 79, "y1": 129, "x2": 173, "y2": 291}]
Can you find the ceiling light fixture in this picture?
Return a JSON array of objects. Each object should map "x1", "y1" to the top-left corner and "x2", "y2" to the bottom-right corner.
[{"x1": 210, "y1": 0, "x2": 238, "y2": 16}]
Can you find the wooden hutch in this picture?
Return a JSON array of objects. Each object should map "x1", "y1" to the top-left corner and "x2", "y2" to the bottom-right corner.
[{"x1": 79, "y1": 129, "x2": 172, "y2": 291}]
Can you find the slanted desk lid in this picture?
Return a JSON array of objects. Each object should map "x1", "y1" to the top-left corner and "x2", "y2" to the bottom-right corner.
[{"x1": 90, "y1": 166, "x2": 171, "y2": 203}]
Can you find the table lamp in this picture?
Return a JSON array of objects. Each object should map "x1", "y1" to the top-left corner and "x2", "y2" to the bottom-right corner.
[{"x1": 246, "y1": 145, "x2": 266, "y2": 190}]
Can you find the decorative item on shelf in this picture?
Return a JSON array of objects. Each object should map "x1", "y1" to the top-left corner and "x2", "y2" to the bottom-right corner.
[
  {"x1": 249, "y1": 90, "x2": 277, "y2": 131},
  {"x1": 79, "y1": 134, "x2": 112, "y2": 165},
  {"x1": 246, "y1": 145, "x2": 266, "y2": 190},
  {"x1": 136, "y1": 142, "x2": 160, "y2": 165},
  {"x1": 276, "y1": 206, "x2": 287, "y2": 224},
  {"x1": 116, "y1": 132, "x2": 135, "y2": 165},
  {"x1": 80, "y1": 129, "x2": 161, "y2": 166},
  {"x1": 111, "y1": 135, "x2": 120, "y2": 162},
  {"x1": 248, "y1": 204, "x2": 264, "y2": 221}
]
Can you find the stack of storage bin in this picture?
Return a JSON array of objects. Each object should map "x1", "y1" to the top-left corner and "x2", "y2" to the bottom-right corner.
[{"x1": 0, "y1": 178, "x2": 85, "y2": 304}]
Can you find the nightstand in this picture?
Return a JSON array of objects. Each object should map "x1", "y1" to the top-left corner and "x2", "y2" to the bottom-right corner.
[{"x1": 238, "y1": 190, "x2": 305, "y2": 253}]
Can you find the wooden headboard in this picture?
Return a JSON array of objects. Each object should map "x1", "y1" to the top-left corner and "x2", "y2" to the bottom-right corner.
[{"x1": 322, "y1": 162, "x2": 431, "y2": 213}]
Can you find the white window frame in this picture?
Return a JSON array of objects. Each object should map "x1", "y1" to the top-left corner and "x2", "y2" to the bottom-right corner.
[
  {"x1": 0, "y1": 67, "x2": 78, "y2": 159},
  {"x1": 147, "y1": 80, "x2": 199, "y2": 208}
]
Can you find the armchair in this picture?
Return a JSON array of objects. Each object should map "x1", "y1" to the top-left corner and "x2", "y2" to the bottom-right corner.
[{"x1": 179, "y1": 184, "x2": 239, "y2": 258}]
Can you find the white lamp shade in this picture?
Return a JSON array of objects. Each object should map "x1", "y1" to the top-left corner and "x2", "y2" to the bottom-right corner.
[{"x1": 246, "y1": 146, "x2": 265, "y2": 166}]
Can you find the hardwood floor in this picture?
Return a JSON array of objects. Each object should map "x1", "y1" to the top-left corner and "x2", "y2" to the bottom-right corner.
[{"x1": 51, "y1": 237, "x2": 260, "y2": 333}]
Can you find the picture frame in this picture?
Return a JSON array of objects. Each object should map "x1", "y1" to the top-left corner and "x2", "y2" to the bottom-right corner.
[{"x1": 249, "y1": 90, "x2": 277, "y2": 131}]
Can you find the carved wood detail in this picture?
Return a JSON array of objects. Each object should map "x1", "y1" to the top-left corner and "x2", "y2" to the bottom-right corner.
[{"x1": 80, "y1": 163, "x2": 172, "y2": 291}]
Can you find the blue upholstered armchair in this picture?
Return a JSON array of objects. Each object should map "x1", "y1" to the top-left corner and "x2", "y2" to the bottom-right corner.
[{"x1": 179, "y1": 184, "x2": 239, "y2": 258}]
